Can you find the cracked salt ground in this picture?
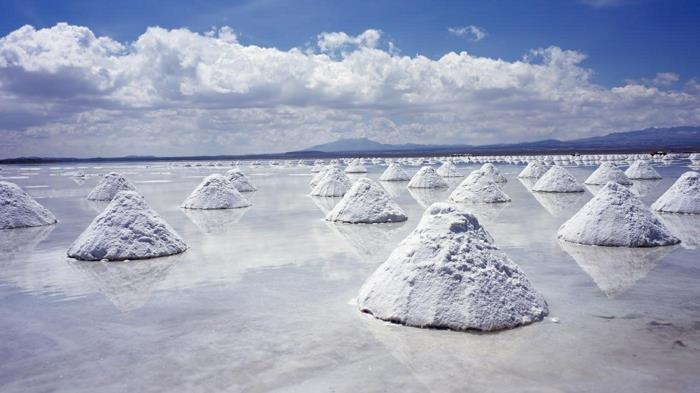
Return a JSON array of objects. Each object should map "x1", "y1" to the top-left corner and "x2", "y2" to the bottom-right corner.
[{"x1": 0, "y1": 162, "x2": 699, "y2": 392}]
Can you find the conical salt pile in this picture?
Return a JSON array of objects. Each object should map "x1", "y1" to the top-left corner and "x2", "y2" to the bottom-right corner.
[
  {"x1": 531, "y1": 165, "x2": 584, "y2": 193},
  {"x1": 67, "y1": 191, "x2": 187, "y2": 261},
  {"x1": 480, "y1": 163, "x2": 507, "y2": 183},
  {"x1": 87, "y1": 172, "x2": 137, "y2": 201},
  {"x1": 311, "y1": 168, "x2": 352, "y2": 197},
  {"x1": 436, "y1": 161, "x2": 463, "y2": 178},
  {"x1": 345, "y1": 159, "x2": 367, "y2": 174},
  {"x1": 182, "y1": 174, "x2": 251, "y2": 209},
  {"x1": 651, "y1": 171, "x2": 700, "y2": 214},
  {"x1": 585, "y1": 162, "x2": 632, "y2": 185},
  {"x1": 625, "y1": 160, "x2": 661, "y2": 180},
  {"x1": 408, "y1": 166, "x2": 449, "y2": 189},
  {"x1": 357, "y1": 203, "x2": 548, "y2": 331},
  {"x1": 379, "y1": 163, "x2": 411, "y2": 181},
  {"x1": 326, "y1": 178, "x2": 407, "y2": 223},
  {"x1": 518, "y1": 162, "x2": 547, "y2": 179},
  {"x1": 448, "y1": 170, "x2": 510, "y2": 203},
  {"x1": 226, "y1": 168, "x2": 257, "y2": 192},
  {"x1": 0, "y1": 181, "x2": 57, "y2": 229},
  {"x1": 558, "y1": 182, "x2": 679, "y2": 247}
]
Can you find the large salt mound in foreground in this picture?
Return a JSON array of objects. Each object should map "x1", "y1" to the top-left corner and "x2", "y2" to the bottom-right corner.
[
  {"x1": 408, "y1": 166, "x2": 449, "y2": 189},
  {"x1": 518, "y1": 162, "x2": 547, "y2": 179},
  {"x1": 558, "y1": 182, "x2": 679, "y2": 247},
  {"x1": 182, "y1": 174, "x2": 251, "y2": 209},
  {"x1": 326, "y1": 178, "x2": 407, "y2": 223},
  {"x1": 436, "y1": 161, "x2": 463, "y2": 177},
  {"x1": 68, "y1": 191, "x2": 187, "y2": 261},
  {"x1": 585, "y1": 162, "x2": 632, "y2": 185},
  {"x1": 624, "y1": 160, "x2": 661, "y2": 180},
  {"x1": 226, "y1": 168, "x2": 257, "y2": 192},
  {"x1": 651, "y1": 171, "x2": 700, "y2": 214},
  {"x1": 532, "y1": 165, "x2": 584, "y2": 193},
  {"x1": 0, "y1": 181, "x2": 57, "y2": 229},
  {"x1": 345, "y1": 159, "x2": 368, "y2": 174},
  {"x1": 357, "y1": 203, "x2": 548, "y2": 331},
  {"x1": 311, "y1": 168, "x2": 352, "y2": 197},
  {"x1": 480, "y1": 163, "x2": 507, "y2": 183},
  {"x1": 87, "y1": 172, "x2": 136, "y2": 201},
  {"x1": 448, "y1": 170, "x2": 510, "y2": 203},
  {"x1": 379, "y1": 163, "x2": 411, "y2": 181}
]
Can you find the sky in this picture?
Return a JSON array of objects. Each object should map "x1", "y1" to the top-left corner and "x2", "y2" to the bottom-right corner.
[{"x1": 0, "y1": 0, "x2": 699, "y2": 158}]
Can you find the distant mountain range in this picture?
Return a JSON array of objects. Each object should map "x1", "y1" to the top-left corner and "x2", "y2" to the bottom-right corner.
[
  {"x1": 303, "y1": 126, "x2": 700, "y2": 154},
  {"x1": 2, "y1": 126, "x2": 699, "y2": 165}
]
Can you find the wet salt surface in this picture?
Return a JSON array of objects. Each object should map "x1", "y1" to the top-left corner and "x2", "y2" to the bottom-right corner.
[{"x1": 0, "y1": 162, "x2": 699, "y2": 392}]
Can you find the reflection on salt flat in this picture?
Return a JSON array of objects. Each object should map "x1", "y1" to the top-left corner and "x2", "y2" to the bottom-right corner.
[
  {"x1": 532, "y1": 192, "x2": 587, "y2": 217},
  {"x1": 449, "y1": 201, "x2": 509, "y2": 224},
  {"x1": 658, "y1": 213, "x2": 700, "y2": 250},
  {"x1": 379, "y1": 181, "x2": 407, "y2": 198},
  {"x1": 311, "y1": 196, "x2": 342, "y2": 216},
  {"x1": 407, "y1": 187, "x2": 450, "y2": 209},
  {"x1": 326, "y1": 221, "x2": 409, "y2": 264},
  {"x1": 517, "y1": 178, "x2": 537, "y2": 191},
  {"x1": 0, "y1": 225, "x2": 54, "y2": 260},
  {"x1": 559, "y1": 241, "x2": 677, "y2": 297},
  {"x1": 629, "y1": 179, "x2": 661, "y2": 197},
  {"x1": 67, "y1": 257, "x2": 180, "y2": 312},
  {"x1": 183, "y1": 208, "x2": 249, "y2": 234}
]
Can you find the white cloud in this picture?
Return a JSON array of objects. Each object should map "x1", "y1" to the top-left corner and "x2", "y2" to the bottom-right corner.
[
  {"x1": 0, "y1": 23, "x2": 698, "y2": 157},
  {"x1": 448, "y1": 26, "x2": 487, "y2": 42}
]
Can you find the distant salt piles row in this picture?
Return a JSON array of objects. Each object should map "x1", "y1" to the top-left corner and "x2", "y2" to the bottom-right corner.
[{"x1": 358, "y1": 203, "x2": 548, "y2": 331}]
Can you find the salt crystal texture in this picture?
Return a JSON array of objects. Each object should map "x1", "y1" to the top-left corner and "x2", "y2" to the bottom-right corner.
[
  {"x1": 357, "y1": 202, "x2": 548, "y2": 331},
  {"x1": 532, "y1": 165, "x2": 584, "y2": 193},
  {"x1": 448, "y1": 170, "x2": 511, "y2": 203},
  {"x1": 67, "y1": 191, "x2": 187, "y2": 261},
  {"x1": 436, "y1": 161, "x2": 463, "y2": 178},
  {"x1": 226, "y1": 168, "x2": 257, "y2": 192},
  {"x1": 345, "y1": 159, "x2": 368, "y2": 174},
  {"x1": 408, "y1": 166, "x2": 449, "y2": 189},
  {"x1": 379, "y1": 163, "x2": 411, "y2": 181},
  {"x1": 326, "y1": 178, "x2": 407, "y2": 223},
  {"x1": 624, "y1": 160, "x2": 661, "y2": 180},
  {"x1": 557, "y1": 182, "x2": 679, "y2": 247},
  {"x1": 87, "y1": 172, "x2": 137, "y2": 201},
  {"x1": 651, "y1": 171, "x2": 700, "y2": 214},
  {"x1": 0, "y1": 181, "x2": 57, "y2": 229},
  {"x1": 518, "y1": 162, "x2": 548, "y2": 179},
  {"x1": 480, "y1": 163, "x2": 507, "y2": 183},
  {"x1": 311, "y1": 168, "x2": 352, "y2": 197},
  {"x1": 182, "y1": 174, "x2": 251, "y2": 209},
  {"x1": 585, "y1": 162, "x2": 632, "y2": 185}
]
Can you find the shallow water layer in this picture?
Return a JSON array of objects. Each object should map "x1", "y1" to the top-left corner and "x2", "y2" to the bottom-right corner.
[{"x1": 1, "y1": 161, "x2": 699, "y2": 392}]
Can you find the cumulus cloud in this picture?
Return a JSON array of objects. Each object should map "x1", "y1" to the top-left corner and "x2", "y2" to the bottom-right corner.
[
  {"x1": 448, "y1": 25, "x2": 487, "y2": 42},
  {"x1": 0, "y1": 23, "x2": 698, "y2": 157}
]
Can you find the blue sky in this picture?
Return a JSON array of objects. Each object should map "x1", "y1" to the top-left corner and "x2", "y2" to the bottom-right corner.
[{"x1": 0, "y1": 0, "x2": 699, "y2": 157}]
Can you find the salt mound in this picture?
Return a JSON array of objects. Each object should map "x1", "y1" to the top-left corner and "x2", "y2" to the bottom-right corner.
[
  {"x1": 67, "y1": 191, "x2": 187, "y2": 261},
  {"x1": 408, "y1": 166, "x2": 449, "y2": 189},
  {"x1": 532, "y1": 165, "x2": 584, "y2": 193},
  {"x1": 518, "y1": 162, "x2": 547, "y2": 179},
  {"x1": 558, "y1": 182, "x2": 679, "y2": 247},
  {"x1": 480, "y1": 163, "x2": 507, "y2": 183},
  {"x1": 448, "y1": 170, "x2": 510, "y2": 203},
  {"x1": 310, "y1": 166, "x2": 331, "y2": 188},
  {"x1": 87, "y1": 172, "x2": 136, "y2": 201},
  {"x1": 357, "y1": 203, "x2": 548, "y2": 331},
  {"x1": 436, "y1": 161, "x2": 463, "y2": 177},
  {"x1": 651, "y1": 171, "x2": 700, "y2": 214},
  {"x1": 625, "y1": 160, "x2": 661, "y2": 180},
  {"x1": 311, "y1": 168, "x2": 352, "y2": 197},
  {"x1": 326, "y1": 178, "x2": 407, "y2": 223},
  {"x1": 585, "y1": 162, "x2": 632, "y2": 185},
  {"x1": 182, "y1": 174, "x2": 251, "y2": 209},
  {"x1": 226, "y1": 168, "x2": 257, "y2": 192},
  {"x1": 345, "y1": 159, "x2": 367, "y2": 173},
  {"x1": 379, "y1": 163, "x2": 411, "y2": 181},
  {"x1": 0, "y1": 181, "x2": 57, "y2": 229}
]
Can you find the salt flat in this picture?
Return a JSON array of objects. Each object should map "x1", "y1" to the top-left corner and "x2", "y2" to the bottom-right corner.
[{"x1": 0, "y1": 160, "x2": 699, "y2": 392}]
